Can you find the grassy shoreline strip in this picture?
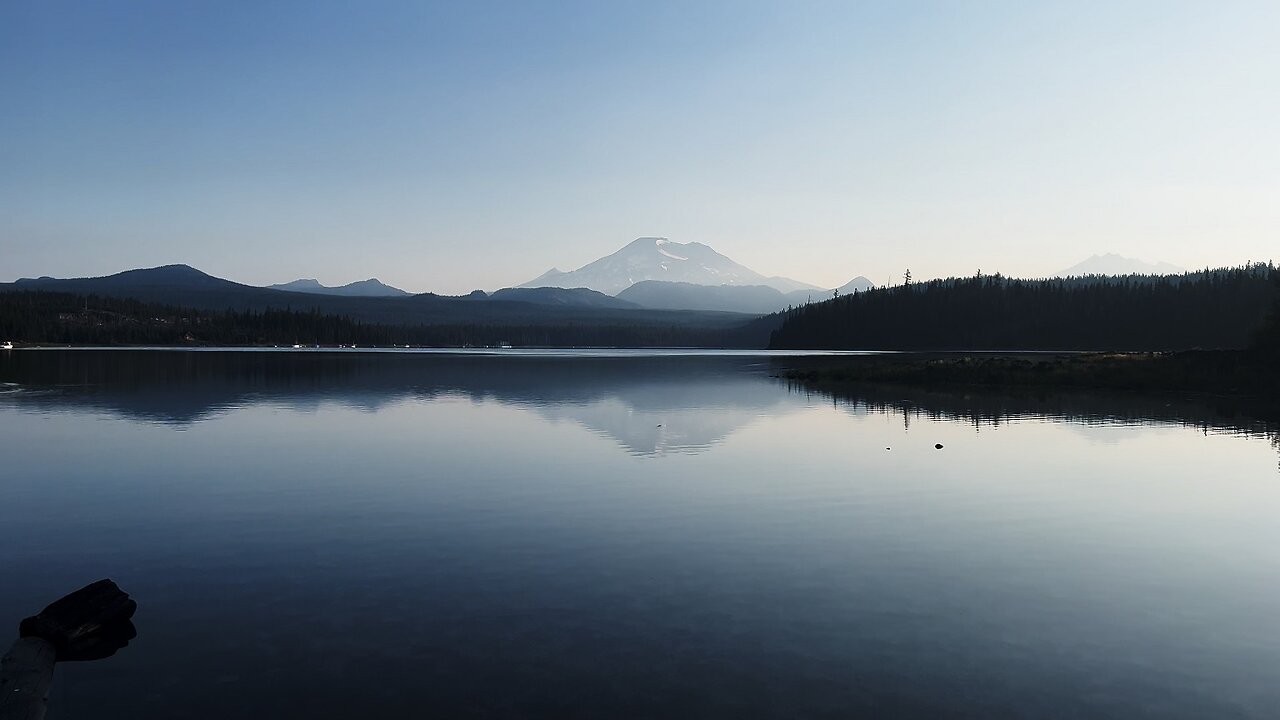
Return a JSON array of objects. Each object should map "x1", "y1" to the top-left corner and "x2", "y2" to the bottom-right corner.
[{"x1": 781, "y1": 350, "x2": 1280, "y2": 398}]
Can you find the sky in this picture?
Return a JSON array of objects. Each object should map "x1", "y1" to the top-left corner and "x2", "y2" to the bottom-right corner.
[{"x1": 2, "y1": 0, "x2": 1278, "y2": 294}]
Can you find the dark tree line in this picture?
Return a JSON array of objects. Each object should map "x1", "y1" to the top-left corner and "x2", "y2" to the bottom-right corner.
[
  {"x1": 0, "y1": 291, "x2": 755, "y2": 347},
  {"x1": 1254, "y1": 282, "x2": 1280, "y2": 356},
  {"x1": 769, "y1": 264, "x2": 1280, "y2": 351}
]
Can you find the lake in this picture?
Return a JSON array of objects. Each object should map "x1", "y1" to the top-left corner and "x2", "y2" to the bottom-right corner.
[{"x1": 1, "y1": 350, "x2": 1277, "y2": 719}]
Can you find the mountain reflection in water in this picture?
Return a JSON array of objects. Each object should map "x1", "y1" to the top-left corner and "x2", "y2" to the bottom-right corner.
[
  {"x1": 3, "y1": 350, "x2": 1277, "y2": 459},
  {"x1": 0, "y1": 350, "x2": 799, "y2": 456}
]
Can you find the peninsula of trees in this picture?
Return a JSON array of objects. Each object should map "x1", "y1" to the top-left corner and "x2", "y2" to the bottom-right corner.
[{"x1": 770, "y1": 264, "x2": 1279, "y2": 351}]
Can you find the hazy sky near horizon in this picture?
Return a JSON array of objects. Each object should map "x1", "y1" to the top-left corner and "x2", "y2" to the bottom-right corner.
[{"x1": 2, "y1": 1, "x2": 1278, "y2": 293}]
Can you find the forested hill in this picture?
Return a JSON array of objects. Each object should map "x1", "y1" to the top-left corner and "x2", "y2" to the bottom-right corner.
[{"x1": 769, "y1": 265, "x2": 1280, "y2": 351}]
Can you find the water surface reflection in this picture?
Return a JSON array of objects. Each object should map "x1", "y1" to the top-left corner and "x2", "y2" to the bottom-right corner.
[
  {"x1": 0, "y1": 350, "x2": 1277, "y2": 719},
  {"x1": 0, "y1": 351, "x2": 797, "y2": 456},
  {"x1": 5, "y1": 349, "x2": 1278, "y2": 455}
]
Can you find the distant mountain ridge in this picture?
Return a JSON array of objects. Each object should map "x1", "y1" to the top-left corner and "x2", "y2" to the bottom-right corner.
[
  {"x1": 465, "y1": 287, "x2": 638, "y2": 309},
  {"x1": 520, "y1": 237, "x2": 824, "y2": 296},
  {"x1": 16, "y1": 264, "x2": 243, "y2": 292},
  {"x1": 1056, "y1": 254, "x2": 1184, "y2": 277},
  {"x1": 268, "y1": 278, "x2": 410, "y2": 297},
  {"x1": 5, "y1": 239, "x2": 871, "y2": 321},
  {"x1": 14, "y1": 265, "x2": 419, "y2": 300},
  {"x1": 1, "y1": 264, "x2": 764, "y2": 338}
]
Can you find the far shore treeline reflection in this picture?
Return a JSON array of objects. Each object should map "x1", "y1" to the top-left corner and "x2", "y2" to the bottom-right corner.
[{"x1": 789, "y1": 370, "x2": 1280, "y2": 444}]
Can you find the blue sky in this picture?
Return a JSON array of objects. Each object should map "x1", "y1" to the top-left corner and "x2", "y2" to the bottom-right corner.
[{"x1": 2, "y1": 1, "x2": 1277, "y2": 293}]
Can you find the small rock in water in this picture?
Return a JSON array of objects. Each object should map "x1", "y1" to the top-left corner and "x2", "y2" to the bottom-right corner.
[{"x1": 935, "y1": 443, "x2": 944, "y2": 449}]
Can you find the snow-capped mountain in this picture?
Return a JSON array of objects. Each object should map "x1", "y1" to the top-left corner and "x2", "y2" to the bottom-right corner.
[
  {"x1": 1055, "y1": 254, "x2": 1184, "y2": 278},
  {"x1": 519, "y1": 237, "x2": 823, "y2": 296}
]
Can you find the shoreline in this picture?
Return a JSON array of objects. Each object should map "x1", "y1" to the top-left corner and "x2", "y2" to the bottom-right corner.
[{"x1": 779, "y1": 349, "x2": 1280, "y2": 400}]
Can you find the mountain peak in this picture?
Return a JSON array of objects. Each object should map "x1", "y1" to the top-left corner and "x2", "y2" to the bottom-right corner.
[
  {"x1": 12, "y1": 264, "x2": 236, "y2": 291},
  {"x1": 1055, "y1": 254, "x2": 1184, "y2": 278},
  {"x1": 106, "y1": 264, "x2": 225, "y2": 284},
  {"x1": 267, "y1": 277, "x2": 410, "y2": 297},
  {"x1": 518, "y1": 237, "x2": 822, "y2": 296},
  {"x1": 836, "y1": 276, "x2": 874, "y2": 294},
  {"x1": 124, "y1": 264, "x2": 217, "y2": 280}
]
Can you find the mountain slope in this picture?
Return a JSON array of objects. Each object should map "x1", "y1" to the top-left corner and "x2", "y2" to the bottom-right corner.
[
  {"x1": 2, "y1": 264, "x2": 752, "y2": 331},
  {"x1": 268, "y1": 278, "x2": 410, "y2": 297},
  {"x1": 475, "y1": 287, "x2": 639, "y2": 309},
  {"x1": 1056, "y1": 254, "x2": 1184, "y2": 277},
  {"x1": 618, "y1": 281, "x2": 791, "y2": 314},
  {"x1": 520, "y1": 237, "x2": 823, "y2": 295},
  {"x1": 15, "y1": 264, "x2": 246, "y2": 295},
  {"x1": 781, "y1": 277, "x2": 876, "y2": 306}
]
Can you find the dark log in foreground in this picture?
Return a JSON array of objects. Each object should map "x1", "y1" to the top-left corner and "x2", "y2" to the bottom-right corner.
[
  {"x1": 0, "y1": 639, "x2": 55, "y2": 720},
  {"x1": 18, "y1": 580, "x2": 137, "y2": 661},
  {"x1": 0, "y1": 580, "x2": 136, "y2": 720}
]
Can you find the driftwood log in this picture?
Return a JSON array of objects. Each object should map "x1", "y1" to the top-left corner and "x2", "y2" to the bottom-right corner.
[{"x1": 0, "y1": 580, "x2": 136, "y2": 720}]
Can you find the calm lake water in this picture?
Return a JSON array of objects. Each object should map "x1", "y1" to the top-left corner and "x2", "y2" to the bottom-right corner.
[{"x1": 1, "y1": 350, "x2": 1277, "y2": 719}]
